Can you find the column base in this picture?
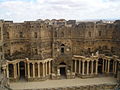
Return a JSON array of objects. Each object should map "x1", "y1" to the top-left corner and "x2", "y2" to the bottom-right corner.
[
  {"x1": 77, "y1": 73, "x2": 98, "y2": 79},
  {"x1": 27, "y1": 75, "x2": 50, "y2": 81}
]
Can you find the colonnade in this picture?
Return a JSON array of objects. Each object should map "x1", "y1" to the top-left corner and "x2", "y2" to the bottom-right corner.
[
  {"x1": 102, "y1": 59, "x2": 117, "y2": 74},
  {"x1": 27, "y1": 60, "x2": 52, "y2": 78},
  {"x1": 3, "y1": 58, "x2": 53, "y2": 80},
  {"x1": 73, "y1": 58, "x2": 118, "y2": 76},
  {"x1": 73, "y1": 60, "x2": 98, "y2": 75},
  {"x1": 1, "y1": 56, "x2": 119, "y2": 81}
]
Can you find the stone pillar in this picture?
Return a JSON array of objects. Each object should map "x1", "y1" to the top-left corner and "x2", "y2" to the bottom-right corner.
[
  {"x1": 3, "y1": 68, "x2": 6, "y2": 77},
  {"x1": 82, "y1": 61, "x2": 85, "y2": 75},
  {"x1": 25, "y1": 63, "x2": 26, "y2": 77},
  {"x1": 87, "y1": 61, "x2": 89, "y2": 75},
  {"x1": 32, "y1": 63, "x2": 35, "y2": 78},
  {"x1": 114, "y1": 61, "x2": 117, "y2": 74},
  {"x1": 107, "y1": 60, "x2": 110, "y2": 73},
  {"x1": 38, "y1": 62, "x2": 40, "y2": 78},
  {"x1": 105, "y1": 60, "x2": 108, "y2": 73},
  {"x1": 46, "y1": 62, "x2": 47, "y2": 76},
  {"x1": 49, "y1": 61, "x2": 51, "y2": 75},
  {"x1": 18, "y1": 63, "x2": 20, "y2": 78},
  {"x1": 43, "y1": 62, "x2": 45, "y2": 77},
  {"x1": 102, "y1": 60, "x2": 104, "y2": 73},
  {"x1": 113, "y1": 61, "x2": 114, "y2": 73},
  {"x1": 6, "y1": 65, "x2": 9, "y2": 78},
  {"x1": 27, "y1": 62, "x2": 30, "y2": 78},
  {"x1": 79, "y1": 60, "x2": 81, "y2": 74},
  {"x1": 13, "y1": 63, "x2": 17, "y2": 79},
  {"x1": 75, "y1": 60, "x2": 77, "y2": 73},
  {"x1": 91, "y1": 60, "x2": 93, "y2": 74},
  {"x1": 95, "y1": 60, "x2": 98, "y2": 75}
]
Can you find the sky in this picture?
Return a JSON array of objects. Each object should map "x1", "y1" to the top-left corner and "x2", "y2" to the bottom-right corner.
[{"x1": 0, "y1": 0, "x2": 120, "y2": 22}]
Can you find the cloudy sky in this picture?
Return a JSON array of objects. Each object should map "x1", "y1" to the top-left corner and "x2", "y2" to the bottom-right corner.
[{"x1": 0, "y1": 0, "x2": 120, "y2": 22}]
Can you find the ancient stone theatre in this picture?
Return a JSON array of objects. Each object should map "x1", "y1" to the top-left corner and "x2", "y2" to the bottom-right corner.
[{"x1": 0, "y1": 19, "x2": 120, "y2": 83}]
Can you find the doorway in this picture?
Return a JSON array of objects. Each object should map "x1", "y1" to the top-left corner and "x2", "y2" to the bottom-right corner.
[
  {"x1": 19, "y1": 61, "x2": 25, "y2": 79},
  {"x1": 59, "y1": 62, "x2": 66, "y2": 78},
  {"x1": 60, "y1": 67, "x2": 66, "y2": 76},
  {"x1": 98, "y1": 58, "x2": 103, "y2": 74}
]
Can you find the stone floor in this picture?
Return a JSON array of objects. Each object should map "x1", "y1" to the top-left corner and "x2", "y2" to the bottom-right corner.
[{"x1": 10, "y1": 76, "x2": 117, "y2": 90}]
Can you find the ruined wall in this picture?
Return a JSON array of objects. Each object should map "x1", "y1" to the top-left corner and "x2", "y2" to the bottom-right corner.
[
  {"x1": 1, "y1": 20, "x2": 120, "y2": 61},
  {"x1": 3, "y1": 21, "x2": 53, "y2": 60}
]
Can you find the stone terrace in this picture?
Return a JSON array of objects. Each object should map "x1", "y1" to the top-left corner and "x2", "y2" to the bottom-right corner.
[{"x1": 10, "y1": 76, "x2": 117, "y2": 90}]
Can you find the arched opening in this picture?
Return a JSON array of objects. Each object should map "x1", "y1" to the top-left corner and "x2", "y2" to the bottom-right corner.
[
  {"x1": 98, "y1": 58, "x2": 103, "y2": 74},
  {"x1": 19, "y1": 32, "x2": 23, "y2": 38},
  {"x1": 61, "y1": 44, "x2": 65, "y2": 54},
  {"x1": 59, "y1": 62, "x2": 66, "y2": 77},
  {"x1": 110, "y1": 59, "x2": 113, "y2": 73},
  {"x1": 35, "y1": 63, "x2": 38, "y2": 77},
  {"x1": 19, "y1": 61, "x2": 25, "y2": 79},
  {"x1": 30, "y1": 63, "x2": 33, "y2": 77},
  {"x1": 9, "y1": 64, "x2": 14, "y2": 78},
  {"x1": 61, "y1": 48, "x2": 64, "y2": 54}
]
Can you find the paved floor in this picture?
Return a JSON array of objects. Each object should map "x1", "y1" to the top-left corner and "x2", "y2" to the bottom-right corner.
[{"x1": 10, "y1": 76, "x2": 117, "y2": 90}]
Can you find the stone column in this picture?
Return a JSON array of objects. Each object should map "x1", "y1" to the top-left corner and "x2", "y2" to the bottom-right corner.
[
  {"x1": 114, "y1": 61, "x2": 117, "y2": 74},
  {"x1": 13, "y1": 63, "x2": 17, "y2": 79},
  {"x1": 3, "y1": 67, "x2": 6, "y2": 77},
  {"x1": 75, "y1": 60, "x2": 77, "y2": 73},
  {"x1": 82, "y1": 61, "x2": 85, "y2": 75},
  {"x1": 79, "y1": 60, "x2": 81, "y2": 74},
  {"x1": 25, "y1": 63, "x2": 26, "y2": 77},
  {"x1": 32, "y1": 63, "x2": 35, "y2": 78},
  {"x1": 6, "y1": 65, "x2": 9, "y2": 78},
  {"x1": 87, "y1": 61, "x2": 89, "y2": 75},
  {"x1": 49, "y1": 61, "x2": 51, "y2": 75},
  {"x1": 18, "y1": 63, "x2": 20, "y2": 78},
  {"x1": 105, "y1": 60, "x2": 108, "y2": 73},
  {"x1": 38, "y1": 62, "x2": 40, "y2": 78},
  {"x1": 95, "y1": 60, "x2": 98, "y2": 75},
  {"x1": 27, "y1": 62, "x2": 30, "y2": 78},
  {"x1": 91, "y1": 60, "x2": 93, "y2": 74},
  {"x1": 107, "y1": 60, "x2": 110, "y2": 73},
  {"x1": 113, "y1": 61, "x2": 114, "y2": 73},
  {"x1": 102, "y1": 60, "x2": 105, "y2": 73},
  {"x1": 43, "y1": 62, "x2": 45, "y2": 77},
  {"x1": 46, "y1": 62, "x2": 47, "y2": 76}
]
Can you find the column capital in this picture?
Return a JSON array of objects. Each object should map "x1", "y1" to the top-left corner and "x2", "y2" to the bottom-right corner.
[
  {"x1": 13, "y1": 63, "x2": 17, "y2": 65},
  {"x1": 108, "y1": 59, "x2": 111, "y2": 61},
  {"x1": 78, "y1": 59, "x2": 81, "y2": 61},
  {"x1": 32, "y1": 62, "x2": 35, "y2": 64},
  {"x1": 37, "y1": 62, "x2": 40, "y2": 64},
  {"x1": 96, "y1": 60, "x2": 98, "y2": 62},
  {"x1": 42, "y1": 62, "x2": 45, "y2": 64},
  {"x1": 82, "y1": 60, "x2": 85, "y2": 62},
  {"x1": 87, "y1": 60, "x2": 90, "y2": 63}
]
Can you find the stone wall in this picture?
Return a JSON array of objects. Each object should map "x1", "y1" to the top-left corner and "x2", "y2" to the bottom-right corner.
[
  {"x1": 20, "y1": 84, "x2": 116, "y2": 90},
  {"x1": 0, "y1": 73, "x2": 11, "y2": 90},
  {"x1": 1, "y1": 20, "x2": 120, "y2": 61}
]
